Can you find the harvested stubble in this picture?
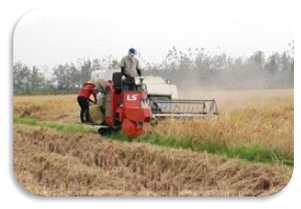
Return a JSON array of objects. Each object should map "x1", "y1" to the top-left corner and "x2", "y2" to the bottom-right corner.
[
  {"x1": 13, "y1": 95, "x2": 78, "y2": 122},
  {"x1": 14, "y1": 124, "x2": 292, "y2": 197}
]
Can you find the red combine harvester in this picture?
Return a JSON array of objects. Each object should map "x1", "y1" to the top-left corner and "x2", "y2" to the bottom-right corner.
[
  {"x1": 90, "y1": 72, "x2": 218, "y2": 138},
  {"x1": 101, "y1": 73, "x2": 152, "y2": 137}
]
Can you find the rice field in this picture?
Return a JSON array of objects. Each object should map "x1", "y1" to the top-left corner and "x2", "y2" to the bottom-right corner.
[{"x1": 13, "y1": 89, "x2": 294, "y2": 196}]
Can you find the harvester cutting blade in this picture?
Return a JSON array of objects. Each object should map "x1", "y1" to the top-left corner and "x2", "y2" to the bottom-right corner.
[{"x1": 151, "y1": 99, "x2": 218, "y2": 118}]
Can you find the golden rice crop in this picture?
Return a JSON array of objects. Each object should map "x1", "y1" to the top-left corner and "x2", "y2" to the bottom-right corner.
[
  {"x1": 13, "y1": 89, "x2": 293, "y2": 158},
  {"x1": 150, "y1": 100, "x2": 293, "y2": 158},
  {"x1": 13, "y1": 89, "x2": 293, "y2": 196}
]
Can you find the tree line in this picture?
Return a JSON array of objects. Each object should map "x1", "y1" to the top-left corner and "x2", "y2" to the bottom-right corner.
[
  {"x1": 13, "y1": 46, "x2": 294, "y2": 95},
  {"x1": 13, "y1": 57, "x2": 119, "y2": 95},
  {"x1": 144, "y1": 46, "x2": 294, "y2": 89}
]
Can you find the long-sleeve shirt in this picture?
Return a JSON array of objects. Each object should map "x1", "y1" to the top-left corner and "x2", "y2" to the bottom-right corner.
[
  {"x1": 78, "y1": 84, "x2": 97, "y2": 101},
  {"x1": 119, "y1": 55, "x2": 142, "y2": 78}
]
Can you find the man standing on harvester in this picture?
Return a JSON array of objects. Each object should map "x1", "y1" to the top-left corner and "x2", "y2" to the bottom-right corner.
[
  {"x1": 77, "y1": 48, "x2": 143, "y2": 125},
  {"x1": 120, "y1": 48, "x2": 142, "y2": 90}
]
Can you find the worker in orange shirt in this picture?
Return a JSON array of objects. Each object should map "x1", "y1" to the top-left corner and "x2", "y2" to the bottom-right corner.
[{"x1": 77, "y1": 81, "x2": 97, "y2": 123}]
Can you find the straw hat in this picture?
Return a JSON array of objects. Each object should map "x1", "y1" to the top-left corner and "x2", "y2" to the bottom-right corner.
[{"x1": 84, "y1": 80, "x2": 95, "y2": 86}]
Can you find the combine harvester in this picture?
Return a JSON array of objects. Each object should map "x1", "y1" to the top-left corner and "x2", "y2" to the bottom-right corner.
[{"x1": 89, "y1": 70, "x2": 218, "y2": 138}]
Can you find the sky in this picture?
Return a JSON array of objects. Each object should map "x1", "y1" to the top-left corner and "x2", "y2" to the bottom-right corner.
[{"x1": 13, "y1": 0, "x2": 293, "y2": 69}]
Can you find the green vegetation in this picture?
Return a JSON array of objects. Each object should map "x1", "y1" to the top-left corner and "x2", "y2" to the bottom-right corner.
[
  {"x1": 14, "y1": 116, "x2": 293, "y2": 166},
  {"x1": 110, "y1": 132, "x2": 293, "y2": 166},
  {"x1": 14, "y1": 117, "x2": 96, "y2": 134}
]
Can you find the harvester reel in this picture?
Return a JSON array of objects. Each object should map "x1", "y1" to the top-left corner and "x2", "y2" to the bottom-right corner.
[{"x1": 150, "y1": 99, "x2": 218, "y2": 118}]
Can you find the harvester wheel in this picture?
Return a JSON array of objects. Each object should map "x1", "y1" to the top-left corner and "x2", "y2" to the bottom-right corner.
[{"x1": 98, "y1": 127, "x2": 112, "y2": 136}]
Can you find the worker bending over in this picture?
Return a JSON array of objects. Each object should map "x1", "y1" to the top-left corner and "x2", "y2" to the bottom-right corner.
[{"x1": 77, "y1": 81, "x2": 97, "y2": 123}]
